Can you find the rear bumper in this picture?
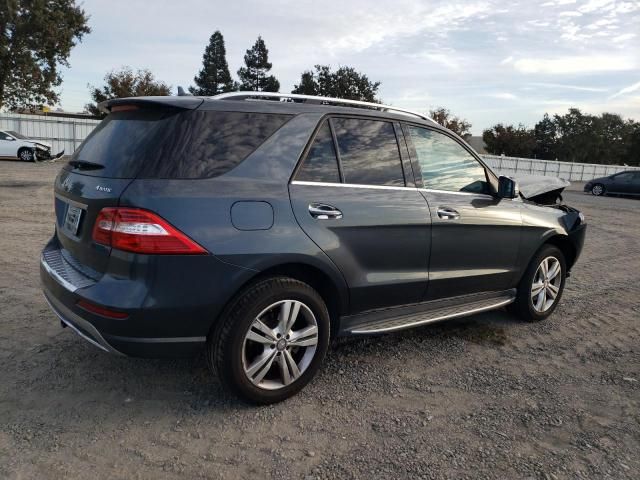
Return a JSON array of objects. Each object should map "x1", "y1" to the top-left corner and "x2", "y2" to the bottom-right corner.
[
  {"x1": 43, "y1": 288, "x2": 122, "y2": 355},
  {"x1": 40, "y1": 237, "x2": 255, "y2": 357}
]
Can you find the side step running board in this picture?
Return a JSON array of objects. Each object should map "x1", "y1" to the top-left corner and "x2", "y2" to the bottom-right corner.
[{"x1": 346, "y1": 292, "x2": 515, "y2": 335}]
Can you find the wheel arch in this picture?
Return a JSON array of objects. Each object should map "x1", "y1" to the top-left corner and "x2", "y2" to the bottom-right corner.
[
  {"x1": 544, "y1": 234, "x2": 577, "y2": 271},
  {"x1": 17, "y1": 146, "x2": 34, "y2": 158},
  {"x1": 210, "y1": 260, "x2": 348, "y2": 340}
]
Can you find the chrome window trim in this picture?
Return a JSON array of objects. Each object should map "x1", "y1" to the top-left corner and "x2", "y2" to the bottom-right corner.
[
  {"x1": 291, "y1": 180, "x2": 414, "y2": 191},
  {"x1": 291, "y1": 180, "x2": 496, "y2": 198}
]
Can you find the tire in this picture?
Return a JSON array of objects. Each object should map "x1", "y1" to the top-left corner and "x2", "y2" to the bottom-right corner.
[
  {"x1": 591, "y1": 184, "x2": 605, "y2": 196},
  {"x1": 18, "y1": 148, "x2": 34, "y2": 162},
  {"x1": 208, "y1": 277, "x2": 330, "y2": 404},
  {"x1": 511, "y1": 244, "x2": 566, "y2": 322}
]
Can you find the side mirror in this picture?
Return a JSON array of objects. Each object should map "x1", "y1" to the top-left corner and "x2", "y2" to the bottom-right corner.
[
  {"x1": 3, "y1": 136, "x2": 14, "y2": 141},
  {"x1": 498, "y1": 175, "x2": 519, "y2": 199}
]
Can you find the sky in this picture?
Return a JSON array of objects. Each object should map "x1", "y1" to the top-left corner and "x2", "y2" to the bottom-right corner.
[{"x1": 58, "y1": 0, "x2": 640, "y2": 134}]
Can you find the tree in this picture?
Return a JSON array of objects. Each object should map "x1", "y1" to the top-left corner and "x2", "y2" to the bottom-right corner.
[
  {"x1": 0, "y1": 0, "x2": 90, "y2": 110},
  {"x1": 292, "y1": 65, "x2": 381, "y2": 102},
  {"x1": 429, "y1": 107, "x2": 472, "y2": 138},
  {"x1": 237, "y1": 36, "x2": 279, "y2": 92},
  {"x1": 482, "y1": 124, "x2": 536, "y2": 158},
  {"x1": 85, "y1": 67, "x2": 171, "y2": 117},
  {"x1": 533, "y1": 113, "x2": 557, "y2": 160},
  {"x1": 189, "y1": 31, "x2": 236, "y2": 96}
]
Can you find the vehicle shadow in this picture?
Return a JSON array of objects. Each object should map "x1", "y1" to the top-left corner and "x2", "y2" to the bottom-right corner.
[{"x1": 22, "y1": 309, "x2": 518, "y2": 416}]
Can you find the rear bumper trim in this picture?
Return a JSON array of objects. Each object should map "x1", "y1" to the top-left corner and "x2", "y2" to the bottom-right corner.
[
  {"x1": 42, "y1": 290, "x2": 124, "y2": 355},
  {"x1": 41, "y1": 254, "x2": 78, "y2": 292}
]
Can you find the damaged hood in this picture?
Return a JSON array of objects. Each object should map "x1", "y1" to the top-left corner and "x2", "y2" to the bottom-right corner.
[
  {"x1": 513, "y1": 175, "x2": 570, "y2": 203},
  {"x1": 32, "y1": 141, "x2": 52, "y2": 150}
]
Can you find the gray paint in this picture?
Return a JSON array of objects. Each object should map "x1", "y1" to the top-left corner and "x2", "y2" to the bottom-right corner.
[{"x1": 41, "y1": 96, "x2": 586, "y2": 357}]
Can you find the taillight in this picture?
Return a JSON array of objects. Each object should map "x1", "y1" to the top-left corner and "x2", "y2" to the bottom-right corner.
[{"x1": 92, "y1": 208, "x2": 207, "y2": 254}]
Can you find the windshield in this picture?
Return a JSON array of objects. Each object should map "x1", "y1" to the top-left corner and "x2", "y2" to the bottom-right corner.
[{"x1": 6, "y1": 131, "x2": 28, "y2": 139}]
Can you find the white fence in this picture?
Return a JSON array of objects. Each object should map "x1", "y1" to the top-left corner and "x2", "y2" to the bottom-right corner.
[
  {"x1": 0, "y1": 113, "x2": 100, "y2": 155},
  {"x1": 481, "y1": 154, "x2": 640, "y2": 181},
  {"x1": 1, "y1": 112, "x2": 638, "y2": 181}
]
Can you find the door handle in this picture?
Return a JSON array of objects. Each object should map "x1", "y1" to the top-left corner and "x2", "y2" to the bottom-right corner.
[
  {"x1": 437, "y1": 207, "x2": 460, "y2": 220},
  {"x1": 309, "y1": 203, "x2": 343, "y2": 220}
]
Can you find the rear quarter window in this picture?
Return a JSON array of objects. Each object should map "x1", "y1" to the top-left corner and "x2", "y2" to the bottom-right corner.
[{"x1": 71, "y1": 109, "x2": 292, "y2": 179}]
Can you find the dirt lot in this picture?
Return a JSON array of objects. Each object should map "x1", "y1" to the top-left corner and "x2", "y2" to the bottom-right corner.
[{"x1": 1, "y1": 160, "x2": 638, "y2": 480}]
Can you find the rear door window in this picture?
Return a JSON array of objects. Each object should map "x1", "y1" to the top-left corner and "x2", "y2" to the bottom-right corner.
[
  {"x1": 332, "y1": 118, "x2": 405, "y2": 186},
  {"x1": 295, "y1": 121, "x2": 340, "y2": 183},
  {"x1": 71, "y1": 109, "x2": 291, "y2": 179}
]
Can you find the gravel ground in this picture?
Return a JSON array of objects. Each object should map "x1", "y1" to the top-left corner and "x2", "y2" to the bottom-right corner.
[{"x1": 1, "y1": 160, "x2": 638, "y2": 479}]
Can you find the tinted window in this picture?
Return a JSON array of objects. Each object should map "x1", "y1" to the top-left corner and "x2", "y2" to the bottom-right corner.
[
  {"x1": 614, "y1": 172, "x2": 634, "y2": 181},
  {"x1": 332, "y1": 118, "x2": 404, "y2": 186},
  {"x1": 408, "y1": 126, "x2": 488, "y2": 193},
  {"x1": 296, "y1": 122, "x2": 340, "y2": 183},
  {"x1": 71, "y1": 110, "x2": 291, "y2": 179}
]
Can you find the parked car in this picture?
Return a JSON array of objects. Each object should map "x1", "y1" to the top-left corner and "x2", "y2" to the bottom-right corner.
[
  {"x1": 0, "y1": 130, "x2": 64, "y2": 161},
  {"x1": 584, "y1": 171, "x2": 640, "y2": 196},
  {"x1": 40, "y1": 93, "x2": 586, "y2": 403}
]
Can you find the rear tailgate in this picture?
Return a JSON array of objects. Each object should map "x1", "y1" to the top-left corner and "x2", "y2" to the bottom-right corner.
[{"x1": 51, "y1": 98, "x2": 204, "y2": 274}]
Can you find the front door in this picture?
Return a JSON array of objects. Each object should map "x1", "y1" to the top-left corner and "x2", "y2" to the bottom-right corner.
[
  {"x1": 610, "y1": 172, "x2": 637, "y2": 194},
  {"x1": 404, "y1": 124, "x2": 522, "y2": 300},
  {"x1": 289, "y1": 117, "x2": 431, "y2": 314}
]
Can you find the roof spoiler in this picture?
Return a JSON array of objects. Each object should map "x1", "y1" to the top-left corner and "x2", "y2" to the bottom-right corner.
[{"x1": 98, "y1": 96, "x2": 204, "y2": 114}]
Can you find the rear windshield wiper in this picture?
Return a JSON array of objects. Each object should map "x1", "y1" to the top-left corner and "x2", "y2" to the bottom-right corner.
[{"x1": 68, "y1": 159, "x2": 105, "y2": 171}]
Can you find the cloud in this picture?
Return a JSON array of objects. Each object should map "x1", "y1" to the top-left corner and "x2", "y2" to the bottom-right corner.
[
  {"x1": 529, "y1": 82, "x2": 608, "y2": 93},
  {"x1": 610, "y1": 80, "x2": 640, "y2": 99},
  {"x1": 613, "y1": 33, "x2": 637, "y2": 43},
  {"x1": 53, "y1": 0, "x2": 640, "y2": 130},
  {"x1": 322, "y1": 1, "x2": 491, "y2": 53},
  {"x1": 513, "y1": 55, "x2": 635, "y2": 74},
  {"x1": 488, "y1": 92, "x2": 517, "y2": 100}
]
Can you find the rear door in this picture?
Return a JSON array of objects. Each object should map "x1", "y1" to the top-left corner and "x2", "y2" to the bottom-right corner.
[
  {"x1": 289, "y1": 117, "x2": 431, "y2": 314},
  {"x1": 404, "y1": 124, "x2": 522, "y2": 300}
]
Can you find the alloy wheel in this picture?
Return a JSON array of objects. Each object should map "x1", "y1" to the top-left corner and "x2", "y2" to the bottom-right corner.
[
  {"x1": 20, "y1": 149, "x2": 34, "y2": 161},
  {"x1": 242, "y1": 300, "x2": 319, "y2": 390},
  {"x1": 531, "y1": 256, "x2": 562, "y2": 313},
  {"x1": 591, "y1": 184, "x2": 604, "y2": 196}
]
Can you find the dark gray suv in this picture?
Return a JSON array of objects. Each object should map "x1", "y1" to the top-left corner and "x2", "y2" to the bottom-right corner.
[{"x1": 41, "y1": 92, "x2": 586, "y2": 403}]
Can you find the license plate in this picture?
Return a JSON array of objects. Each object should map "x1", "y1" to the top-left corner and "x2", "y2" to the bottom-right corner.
[{"x1": 64, "y1": 205, "x2": 83, "y2": 235}]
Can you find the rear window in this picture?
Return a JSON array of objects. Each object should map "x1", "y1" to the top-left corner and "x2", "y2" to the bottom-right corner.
[{"x1": 70, "y1": 109, "x2": 292, "y2": 178}]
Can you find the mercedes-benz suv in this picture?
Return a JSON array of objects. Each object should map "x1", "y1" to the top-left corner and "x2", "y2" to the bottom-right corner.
[{"x1": 41, "y1": 92, "x2": 586, "y2": 403}]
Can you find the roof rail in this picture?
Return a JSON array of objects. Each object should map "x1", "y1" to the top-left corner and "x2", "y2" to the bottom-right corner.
[{"x1": 211, "y1": 91, "x2": 437, "y2": 124}]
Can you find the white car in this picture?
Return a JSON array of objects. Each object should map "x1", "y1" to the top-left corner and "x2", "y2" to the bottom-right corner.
[{"x1": 0, "y1": 130, "x2": 64, "y2": 161}]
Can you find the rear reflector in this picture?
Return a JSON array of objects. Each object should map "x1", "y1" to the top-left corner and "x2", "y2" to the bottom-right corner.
[
  {"x1": 77, "y1": 299, "x2": 129, "y2": 319},
  {"x1": 92, "y1": 207, "x2": 207, "y2": 254}
]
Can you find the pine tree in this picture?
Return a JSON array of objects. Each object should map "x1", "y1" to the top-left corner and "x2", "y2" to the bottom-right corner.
[
  {"x1": 189, "y1": 31, "x2": 236, "y2": 96},
  {"x1": 237, "y1": 36, "x2": 280, "y2": 92}
]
